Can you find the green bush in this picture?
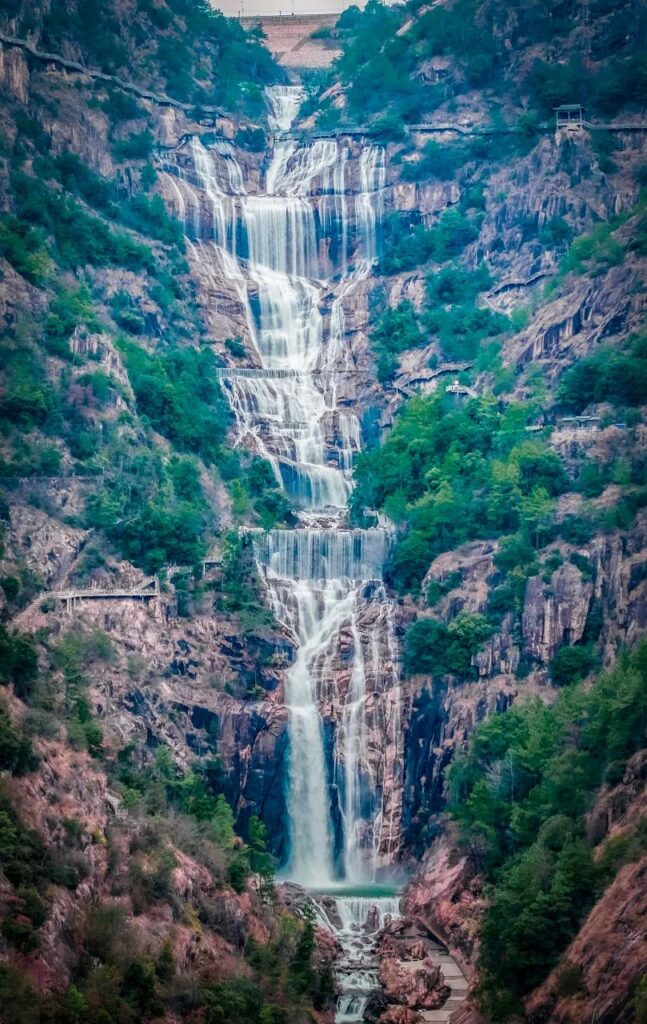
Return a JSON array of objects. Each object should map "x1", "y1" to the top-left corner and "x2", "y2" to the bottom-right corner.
[
  {"x1": 371, "y1": 301, "x2": 422, "y2": 383},
  {"x1": 12, "y1": 172, "x2": 155, "y2": 272},
  {"x1": 122, "y1": 341, "x2": 230, "y2": 465},
  {"x1": 557, "y1": 331, "x2": 647, "y2": 411},
  {"x1": 424, "y1": 264, "x2": 508, "y2": 361},
  {"x1": 0, "y1": 704, "x2": 39, "y2": 775},
  {"x1": 0, "y1": 625, "x2": 38, "y2": 701},
  {"x1": 400, "y1": 139, "x2": 467, "y2": 183},
  {"x1": 403, "y1": 611, "x2": 490, "y2": 678},
  {"x1": 113, "y1": 130, "x2": 154, "y2": 161},
  {"x1": 0, "y1": 215, "x2": 50, "y2": 284},
  {"x1": 86, "y1": 446, "x2": 209, "y2": 572},
  {"x1": 549, "y1": 644, "x2": 596, "y2": 686},
  {"x1": 352, "y1": 394, "x2": 565, "y2": 593},
  {"x1": 558, "y1": 220, "x2": 625, "y2": 278},
  {"x1": 380, "y1": 210, "x2": 480, "y2": 276},
  {"x1": 44, "y1": 284, "x2": 103, "y2": 357}
]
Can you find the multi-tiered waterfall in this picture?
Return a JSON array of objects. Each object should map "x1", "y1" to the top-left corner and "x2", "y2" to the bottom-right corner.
[{"x1": 159, "y1": 86, "x2": 403, "y2": 1020}]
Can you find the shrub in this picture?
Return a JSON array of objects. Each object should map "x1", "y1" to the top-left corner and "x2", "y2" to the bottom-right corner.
[
  {"x1": 0, "y1": 625, "x2": 38, "y2": 701},
  {"x1": 12, "y1": 172, "x2": 155, "y2": 272},
  {"x1": 0, "y1": 704, "x2": 39, "y2": 775},
  {"x1": 557, "y1": 331, "x2": 647, "y2": 411},
  {"x1": 549, "y1": 644, "x2": 596, "y2": 686},
  {"x1": 0, "y1": 215, "x2": 50, "y2": 284},
  {"x1": 400, "y1": 139, "x2": 466, "y2": 182},
  {"x1": 403, "y1": 611, "x2": 490, "y2": 677},
  {"x1": 113, "y1": 130, "x2": 154, "y2": 161},
  {"x1": 371, "y1": 301, "x2": 422, "y2": 383},
  {"x1": 44, "y1": 284, "x2": 103, "y2": 357},
  {"x1": 121, "y1": 341, "x2": 230, "y2": 465}
]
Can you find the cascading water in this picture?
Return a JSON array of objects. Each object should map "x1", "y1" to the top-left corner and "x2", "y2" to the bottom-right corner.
[
  {"x1": 315, "y1": 896, "x2": 402, "y2": 1023},
  {"x1": 159, "y1": 84, "x2": 403, "y2": 1020}
]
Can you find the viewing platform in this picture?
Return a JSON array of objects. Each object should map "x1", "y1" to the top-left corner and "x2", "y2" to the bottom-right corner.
[{"x1": 446, "y1": 378, "x2": 478, "y2": 399}]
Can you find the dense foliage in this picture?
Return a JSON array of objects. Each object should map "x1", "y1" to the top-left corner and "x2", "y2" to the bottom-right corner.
[
  {"x1": 403, "y1": 611, "x2": 491, "y2": 678},
  {"x1": 450, "y1": 640, "x2": 647, "y2": 1017},
  {"x1": 352, "y1": 393, "x2": 567, "y2": 592},
  {"x1": 4, "y1": 0, "x2": 280, "y2": 120},
  {"x1": 318, "y1": 0, "x2": 647, "y2": 130},
  {"x1": 558, "y1": 329, "x2": 647, "y2": 412},
  {"x1": 121, "y1": 340, "x2": 231, "y2": 466}
]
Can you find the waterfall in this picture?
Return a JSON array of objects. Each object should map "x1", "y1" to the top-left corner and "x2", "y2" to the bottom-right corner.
[
  {"x1": 158, "y1": 81, "x2": 402, "y2": 1021},
  {"x1": 314, "y1": 895, "x2": 402, "y2": 1023},
  {"x1": 160, "y1": 84, "x2": 399, "y2": 873}
]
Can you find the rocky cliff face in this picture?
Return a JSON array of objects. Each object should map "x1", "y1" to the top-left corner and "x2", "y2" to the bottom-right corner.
[
  {"x1": 1, "y1": 3, "x2": 646, "y2": 1019},
  {"x1": 2, "y1": 12, "x2": 646, "y2": 862}
]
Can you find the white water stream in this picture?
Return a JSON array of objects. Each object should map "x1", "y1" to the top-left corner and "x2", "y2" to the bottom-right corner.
[{"x1": 159, "y1": 85, "x2": 401, "y2": 1020}]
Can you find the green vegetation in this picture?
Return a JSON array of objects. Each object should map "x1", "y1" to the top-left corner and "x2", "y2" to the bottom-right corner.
[
  {"x1": 50, "y1": 628, "x2": 114, "y2": 756},
  {"x1": 121, "y1": 340, "x2": 230, "y2": 466},
  {"x1": 0, "y1": 702, "x2": 39, "y2": 775},
  {"x1": 325, "y1": 0, "x2": 498, "y2": 129},
  {"x1": 403, "y1": 611, "x2": 491, "y2": 678},
  {"x1": 558, "y1": 330, "x2": 647, "y2": 411},
  {"x1": 450, "y1": 640, "x2": 647, "y2": 1017},
  {"x1": 215, "y1": 532, "x2": 277, "y2": 636},
  {"x1": 352, "y1": 393, "x2": 566, "y2": 592},
  {"x1": 380, "y1": 209, "x2": 480, "y2": 275},
  {"x1": 86, "y1": 444, "x2": 211, "y2": 572},
  {"x1": 400, "y1": 139, "x2": 467, "y2": 183},
  {"x1": 558, "y1": 219, "x2": 625, "y2": 278},
  {"x1": 548, "y1": 643, "x2": 597, "y2": 687},
  {"x1": 371, "y1": 301, "x2": 422, "y2": 383},
  {"x1": 320, "y1": 0, "x2": 646, "y2": 130},
  {"x1": 0, "y1": 214, "x2": 50, "y2": 284},
  {"x1": 35, "y1": 0, "x2": 279, "y2": 120},
  {"x1": 423, "y1": 264, "x2": 508, "y2": 361},
  {"x1": 113, "y1": 130, "x2": 154, "y2": 162},
  {"x1": 0, "y1": 113, "x2": 293, "y2": 573},
  {"x1": 0, "y1": 623, "x2": 39, "y2": 701}
]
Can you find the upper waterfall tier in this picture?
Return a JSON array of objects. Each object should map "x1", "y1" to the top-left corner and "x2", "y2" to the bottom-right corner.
[
  {"x1": 266, "y1": 84, "x2": 305, "y2": 132},
  {"x1": 158, "y1": 130, "x2": 386, "y2": 508},
  {"x1": 254, "y1": 528, "x2": 388, "y2": 582}
]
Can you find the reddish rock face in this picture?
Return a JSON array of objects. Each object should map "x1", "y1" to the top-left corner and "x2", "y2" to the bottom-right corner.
[
  {"x1": 378, "y1": 954, "x2": 450, "y2": 1010},
  {"x1": 380, "y1": 1008, "x2": 421, "y2": 1024}
]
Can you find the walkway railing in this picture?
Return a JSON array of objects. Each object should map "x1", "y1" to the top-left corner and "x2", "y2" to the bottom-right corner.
[{"x1": 51, "y1": 557, "x2": 221, "y2": 613}]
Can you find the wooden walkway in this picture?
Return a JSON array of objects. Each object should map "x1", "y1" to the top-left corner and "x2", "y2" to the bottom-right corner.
[
  {"x1": 417, "y1": 944, "x2": 469, "y2": 1022},
  {"x1": 277, "y1": 118, "x2": 647, "y2": 142},
  {"x1": 51, "y1": 559, "x2": 221, "y2": 613},
  {"x1": 393, "y1": 361, "x2": 472, "y2": 397}
]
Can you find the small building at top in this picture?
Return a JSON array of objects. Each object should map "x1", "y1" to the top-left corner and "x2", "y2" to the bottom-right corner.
[{"x1": 554, "y1": 104, "x2": 585, "y2": 131}]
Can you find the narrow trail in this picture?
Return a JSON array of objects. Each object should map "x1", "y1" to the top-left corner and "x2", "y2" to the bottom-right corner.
[{"x1": 0, "y1": 31, "x2": 226, "y2": 117}]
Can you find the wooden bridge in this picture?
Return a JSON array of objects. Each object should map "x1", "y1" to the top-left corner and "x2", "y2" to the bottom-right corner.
[
  {"x1": 52, "y1": 558, "x2": 222, "y2": 614},
  {"x1": 54, "y1": 575, "x2": 159, "y2": 613}
]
